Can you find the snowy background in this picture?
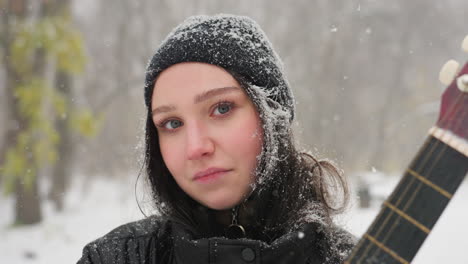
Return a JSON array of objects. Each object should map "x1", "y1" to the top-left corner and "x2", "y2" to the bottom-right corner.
[
  {"x1": 1, "y1": 1, "x2": 468, "y2": 263},
  {"x1": 1, "y1": 172, "x2": 467, "y2": 263}
]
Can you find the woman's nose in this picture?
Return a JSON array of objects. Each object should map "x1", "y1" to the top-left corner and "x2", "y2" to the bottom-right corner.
[{"x1": 186, "y1": 122, "x2": 214, "y2": 160}]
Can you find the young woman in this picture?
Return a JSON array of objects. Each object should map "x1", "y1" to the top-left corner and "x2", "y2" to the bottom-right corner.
[{"x1": 78, "y1": 14, "x2": 355, "y2": 264}]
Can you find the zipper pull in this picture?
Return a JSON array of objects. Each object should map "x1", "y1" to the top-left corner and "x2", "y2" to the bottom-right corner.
[{"x1": 225, "y1": 205, "x2": 246, "y2": 239}]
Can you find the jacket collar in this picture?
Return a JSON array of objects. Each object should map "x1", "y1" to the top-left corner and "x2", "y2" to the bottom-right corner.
[
  {"x1": 171, "y1": 221, "x2": 322, "y2": 264},
  {"x1": 189, "y1": 187, "x2": 279, "y2": 241}
]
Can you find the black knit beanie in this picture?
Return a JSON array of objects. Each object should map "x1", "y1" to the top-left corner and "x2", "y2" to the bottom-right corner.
[{"x1": 144, "y1": 14, "x2": 295, "y2": 122}]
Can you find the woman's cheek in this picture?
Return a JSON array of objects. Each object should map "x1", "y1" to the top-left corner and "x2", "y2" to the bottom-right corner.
[
  {"x1": 159, "y1": 137, "x2": 181, "y2": 173},
  {"x1": 227, "y1": 114, "x2": 262, "y2": 155}
]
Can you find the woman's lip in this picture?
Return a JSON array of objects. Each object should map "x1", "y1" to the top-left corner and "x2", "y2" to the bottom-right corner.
[
  {"x1": 194, "y1": 170, "x2": 229, "y2": 183},
  {"x1": 193, "y1": 168, "x2": 231, "y2": 181}
]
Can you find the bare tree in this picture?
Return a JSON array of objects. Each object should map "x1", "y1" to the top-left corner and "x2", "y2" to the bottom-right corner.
[{"x1": 1, "y1": 0, "x2": 42, "y2": 225}]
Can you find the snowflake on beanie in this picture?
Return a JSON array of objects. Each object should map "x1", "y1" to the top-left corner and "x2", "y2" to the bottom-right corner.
[{"x1": 144, "y1": 14, "x2": 295, "y2": 121}]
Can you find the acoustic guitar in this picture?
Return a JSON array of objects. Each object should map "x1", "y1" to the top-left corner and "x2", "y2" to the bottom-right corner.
[{"x1": 345, "y1": 35, "x2": 468, "y2": 263}]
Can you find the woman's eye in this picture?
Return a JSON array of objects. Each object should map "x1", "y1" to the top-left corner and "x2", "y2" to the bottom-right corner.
[
  {"x1": 163, "y1": 119, "x2": 183, "y2": 130},
  {"x1": 213, "y1": 102, "x2": 232, "y2": 115}
]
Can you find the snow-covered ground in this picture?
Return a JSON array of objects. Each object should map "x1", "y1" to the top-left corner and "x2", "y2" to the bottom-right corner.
[{"x1": 0, "y1": 174, "x2": 467, "y2": 263}]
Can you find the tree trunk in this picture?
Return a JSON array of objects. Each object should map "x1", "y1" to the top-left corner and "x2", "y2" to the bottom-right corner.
[
  {"x1": 5, "y1": 50, "x2": 43, "y2": 224},
  {"x1": 49, "y1": 70, "x2": 73, "y2": 211},
  {"x1": 3, "y1": 48, "x2": 44, "y2": 225},
  {"x1": 46, "y1": 0, "x2": 73, "y2": 212},
  {"x1": 14, "y1": 176, "x2": 42, "y2": 225},
  {"x1": 2, "y1": 0, "x2": 46, "y2": 225}
]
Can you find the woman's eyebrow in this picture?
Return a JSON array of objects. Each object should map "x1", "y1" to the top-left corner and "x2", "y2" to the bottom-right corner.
[
  {"x1": 152, "y1": 86, "x2": 240, "y2": 116},
  {"x1": 194, "y1": 86, "x2": 240, "y2": 104},
  {"x1": 152, "y1": 105, "x2": 176, "y2": 116}
]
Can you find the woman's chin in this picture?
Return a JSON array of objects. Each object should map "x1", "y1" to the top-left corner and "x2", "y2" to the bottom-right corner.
[
  {"x1": 194, "y1": 186, "x2": 253, "y2": 210},
  {"x1": 199, "y1": 197, "x2": 242, "y2": 211}
]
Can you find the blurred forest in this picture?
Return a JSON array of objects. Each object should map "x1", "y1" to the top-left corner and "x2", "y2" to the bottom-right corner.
[{"x1": 1, "y1": 0, "x2": 467, "y2": 225}]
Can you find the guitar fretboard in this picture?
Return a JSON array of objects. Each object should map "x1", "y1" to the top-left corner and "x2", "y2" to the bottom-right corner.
[{"x1": 345, "y1": 135, "x2": 468, "y2": 264}]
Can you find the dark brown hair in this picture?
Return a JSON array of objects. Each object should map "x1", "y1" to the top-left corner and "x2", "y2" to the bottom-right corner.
[{"x1": 144, "y1": 71, "x2": 349, "y2": 238}]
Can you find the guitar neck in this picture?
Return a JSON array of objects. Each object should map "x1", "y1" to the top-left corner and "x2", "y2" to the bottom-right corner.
[{"x1": 345, "y1": 132, "x2": 468, "y2": 264}]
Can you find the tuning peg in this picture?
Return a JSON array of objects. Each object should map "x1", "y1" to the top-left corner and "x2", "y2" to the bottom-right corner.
[
  {"x1": 439, "y1": 60, "x2": 460, "y2": 86},
  {"x1": 457, "y1": 75, "x2": 468, "y2": 92},
  {"x1": 462, "y1": 35, "x2": 468, "y2": 53}
]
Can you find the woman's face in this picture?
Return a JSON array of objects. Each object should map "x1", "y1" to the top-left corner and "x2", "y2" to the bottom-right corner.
[{"x1": 151, "y1": 62, "x2": 263, "y2": 210}]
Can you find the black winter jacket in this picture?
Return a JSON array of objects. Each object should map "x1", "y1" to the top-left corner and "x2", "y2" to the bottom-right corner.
[{"x1": 77, "y1": 216, "x2": 355, "y2": 264}]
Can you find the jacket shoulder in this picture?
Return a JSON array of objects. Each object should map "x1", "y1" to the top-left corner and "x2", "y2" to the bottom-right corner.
[
  {"x1": 77, "y1": 216, "x2": 168, "y2": 264},
  {"x1": 98, "y1": 215, "x2": 163, "y2": 241}
]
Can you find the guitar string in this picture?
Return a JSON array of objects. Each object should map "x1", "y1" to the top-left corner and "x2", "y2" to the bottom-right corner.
[
  {"x1": 371, "y1": 137, "x2": 449, "y2": 260},
  {"x1": 364, "y1": 89, "x2": 467, "y2": 262},
  {"x1": 354, "y1": 137, "x2": 441, "y2": 263},
  {"x1": 350, "y1": 117, "x2": 446, "y2": 262},
  {"x1": 349, "y1": 67, "x2": 468, "y2": 262},
  {"x1": 368, "y1": 86, "x2": 468, "y2": 261},
  {"x1": 352, "y1": 80, "x2": 467, "y2": 263},
  {"x1": 348, "y1": 138, "x2": 433, "y2": 263},
  {"x1": 397, "y1": 92, "x2": 468, "y2": 214},
  {"x1": 353, "y1": 104, "x2": 452, "y2": 263},
  {"x1": 345, "y1": 62, "x2": 467, "y2": 262},
  {"x1": 366, "y1": 93, "x2": 466, "y2": 262},
  {"x1": 345, "y1": 137, "x2": 433, "y2": 263}
]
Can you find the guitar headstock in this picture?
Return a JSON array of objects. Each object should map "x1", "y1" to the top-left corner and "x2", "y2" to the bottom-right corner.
[{"x1": 437, "y1": 35, "x2": 468, "y2": 141}]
